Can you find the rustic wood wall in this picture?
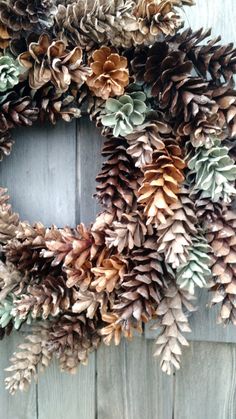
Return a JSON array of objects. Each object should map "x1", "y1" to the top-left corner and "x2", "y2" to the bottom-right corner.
[{"x1": 0, "y1": 0, "x2": 236, "y2": 418}]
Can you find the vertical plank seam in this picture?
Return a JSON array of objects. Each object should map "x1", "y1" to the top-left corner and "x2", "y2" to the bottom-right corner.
[
  {"x1": 123, "y1": 341, "x2": 129, "y2": 419},
  {"x1": 95, "y1": 352, "x2": 98, "y2": 419},
  {"x1": 75, "y1": 119, "x2": 81, "y2": 226},
  {"x1": 36, "y1": 382, "x2": 39, "y2": 419},
  {"x1": 172, "y1": 373, "x2": 176, "y2": 419},
  {"x1": 224, "y1": 344, "x2": 236, "y2": 419}
]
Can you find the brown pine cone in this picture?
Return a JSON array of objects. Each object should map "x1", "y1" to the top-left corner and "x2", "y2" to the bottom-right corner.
[
  {"x1": 212, "y1": 86, "x2": 236, "y2": 138},
  {"x1": 156, "y1": 187, "x2": 197, "y2": 269},
  {"x1": 137, "y1": 138, "x2": 185, "y2": 225},
  {"x1": 0, "y1": 0, "x2": 56, "y2": 34},
  {"x1": 153, "y1": 278, "x2": 195, "y2": 375},
  {"x1": 96, "y1": 138, "x2": 142, "y2": 218},
  {"x1": 0, "y1": 131, "x2": 13, "y2": 161},
  {"x1": 105, "y1": 211, "x2": 148, "y2": 253},
  {"x1": 86, "y1": 46, "x2": 129, "y2": 100},
  {"x1": 0, "y1": 91, "x2": 39, "y2": 133},
  {"x1": 13, "y1": 275, "x2": 74, "y2": 320},
  {"x1": 34, "y1": 85, "x2": 82, "y2": 125},
  {"x1": 177, "y1": 113, "x2": 223, "y2": 148},
  {"x1": 125, "y1": 118, "x2": 172, "y2": 168},
  {"x1": 206, "y1": 208, "x2": 236, "y2": 325},
  {"x1": 132, "y1": 0, "x2": 183, "y2": 45},
  {"x1": 0, "y1": 22, "x2": 10, "y2": 49},
  {"x1": 19, "y1": 34, "x2": 92, "y2": 92},
  {"x1": 0, "y1": 188, "x2": 19, "y2": 245},
  {"x1": 91, "y1": 251, "x2": 127, "y2": 293},
  {"x1": 174, "y1": 28, "x2": 236, "y2": 84},
  {"x1": 112, "y1": 237, "x2": 165, "y2": 323}
]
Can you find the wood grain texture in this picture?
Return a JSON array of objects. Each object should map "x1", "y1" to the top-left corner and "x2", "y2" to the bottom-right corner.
[
  {"x1": 174, "y1": 342, "x2": 236, "y2": 419},
  {"x1": 37, "y1": 118, "x2": 101, "y2": 419},
  {"x1": 0, "y1": 121, "x2": 77, "y2": 227},
  {"x1": 0, "y1": 332, "x2": 37, "y2": 419},
  {"x1": 97, "y1": 338, "x2": 174, "y2": 419}
]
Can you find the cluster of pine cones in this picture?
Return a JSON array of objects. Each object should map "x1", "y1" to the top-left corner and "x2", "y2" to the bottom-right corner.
[{"x1": 0, "y1": 0, "x2": 236, "y2": 395}]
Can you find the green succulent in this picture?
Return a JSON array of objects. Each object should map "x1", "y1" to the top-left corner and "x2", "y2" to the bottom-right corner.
[
  {"x1": 101, "y1": 92, "x2": 147, "y2": 137},
  {"x1": 177, "y1": 236, "x2": 212, "y2": 295},
  {"x1": 187, "y1": 139, "x2": 236, "y2": 202},
  {"x1": 0, "y1": 55, "x2": 21, "y2": 92}
]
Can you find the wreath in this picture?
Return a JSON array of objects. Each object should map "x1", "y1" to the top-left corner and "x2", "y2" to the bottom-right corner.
[{"x1": 0, "y1": 0, "x2": 235, "y2": 394}]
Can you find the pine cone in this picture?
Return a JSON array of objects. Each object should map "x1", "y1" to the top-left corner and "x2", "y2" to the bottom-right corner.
[
  {"x1": 0, "y1": 0, "x2": 56, "y2": 34},
  {"x1": 144, "y1": 42, "x2": 216, "y2": 121},
  {"x1": 156, "y1": 187, "x2": 197, "y2": 268},
  {"x1": 176, "y1": 236, "x2": 212, "y2": 295},
  {"x1": 19, "y1": 33, "x2": 91, "y2": 92},
  {"x1": 100, "y1": 310, "x2": 142, "y2": 346},
  {"x1": 175, "y1": 28, "x2": 236, "y2": 84},
  {"x1": 34, "y1": 85, "x2": 81, "y2": 124},
  {"x1": 91, "y1": 251, "x2": 127, "y2": 293},
  {"x1": 187, "y1": 139, "x2": 236, "y2": 203},
  {"x1": 105, "y1": 211, "x2": 147, "y2": 253},
  {"x1": 101, "y1": 92, "x2": 147, "y2": 137},
  {"x1": 0, "y1": 91, "x2": 39, "y2": 133},
  {"x1": 0, "y1": 55, "x2": 20, "y2": 92},
  {"x1": 5, "y1": 323, "x2": 52, "y2": 394},
  {"x1": 132, "y1": 0, "x2": 183, "y2": 45},
  {"x1": 86, "y1": 46, "x2": 129, "y2": 100},
  {"x1": 153, "y1": 276, "x2": 196, "y2": 375},
  {"x1": 112, "y1": 238, "x2": 165, "y2": 323},
  {"x1": 206, "y1": 209, "x2": 236, "y2": 325},
  {"x1": 192, "y1": 191, "x2": 223, "y2": 225},
  {"x1": 212, "y1": 87, "x2": 236, "y2": 139},
  {"x1": 96, "y1": 138, "x2": 142, "y2": 218},
  {"x1": 0, "y1": 131, "x2": 13, "y2": 161},
  {"x1": 125, "y1": 118, "x2": 172, "y2": 168},
  {"x1": 0, "y1": 188, "x2": 19, "y2": 245},
  {"x1": 54, "y1": 0, "x2": 136, "y2": 50},
  {"x1": 46, "y1": 314, "x2": 100, "y2": 372},
  {"x1": 13, "y1": 275, "x2": 74, "y2": 321},
  {"x1": 138, "y1": 139, "x2": 185, "y2": 225}
]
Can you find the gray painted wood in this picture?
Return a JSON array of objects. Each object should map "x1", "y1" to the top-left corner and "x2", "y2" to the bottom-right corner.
[
  {"x1": 174, "y1": 342, "x2": 236, "y2": 419},
  {"x1": 97, "y1": 338, "x2": 173, "y2": 419},
  {"x1": 0, "y1": 332, "x2": 37, "y2": 419},
  {"x1": 0, "y1": 120, "x2": 77, "y2": 227}
]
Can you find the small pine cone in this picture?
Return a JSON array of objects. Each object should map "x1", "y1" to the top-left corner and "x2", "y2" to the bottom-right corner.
[
  {"x1": 65, "y1": 260, "x2": 93, "y2": 290},
  {"x1": 13, "y1": 275, "x2": 74, "y2": 321},
  {"x1": 125, "y1": 118, "x2": 172, "y2": 168},
  {"x1": 212, "y1": 87, "x2": 236, "y2": 138},
  {"x1": 34, "y1": 85, "x2": 82, "y2": 125},
  {"x1": 156, "y1": 187, "x2": 197, "y2": 269},
  {"x1": 187, "y1": 139, "x2": 236, "y2": 204},
  {"x1": 176, "y1": 236, "x2": 212, "y2": 295},
  {"x1": 0, "y1": 261, "x2": 23, "y2": 301},
  {"x1": 5, "y1": 323, "x2": 52, "y2": 394},
  {"x1": 43, "y1": 224, "x2": 93, "y2": 270},
  {"x1": 206, "y1": 209, "x2": 236, "y2": 325},
  {"x1": 19, "y1": 34, "x2": 92, "y2": 92},
  {"x1": 105, "y1": 211, "x2": 147, "y2": 253},
  {"x1": 177, "y1": 113, "x2": 223, "y2": 149},
  {"x1": 191, "y1": 190, "x2": 223, "y2": 225},
  {"x1": 5, "y1": 222, "x2": 49, "y2": 275},
  {"x1": 0, "y1": 91, "x2": 39, "y2": 133},
  {"x1": 46, "y1": 314, "x2": 101, "y2": 372},
  {"x1": 137, "y1": 139, "x2": 185, "y2": 225},
  {"x1": 112, "y1": 238, "x2": 165, "y2": 323},
  {"x1": 91, "y1": 250, "x2": 127, "y2": 293},
  {"x1": 72, "y1": 288, "x2": 104, "y2": 319},
  {"x1": 0, "y1": 0, "x2": 56, "y2": 34},
  {"x1": 0, "y1": 188, "x2": 19, "y2": 245},
  {"x1": 0, "y1": 131, "x2": 13, "y2": 161},
  {"x1": 96, "y1": 138, "x2": 142, "y2": 218},
  {"x1": 153, "y1": 278, "x2": 196, "y2": 375},
  {"x1": 132, "y1": 0, "x2": 183, "y2": 45},
  {"x1": 100, "y1": 311, "x2": 142, "y2": 346},
  {"x1": 86, "y1": 46, "x2": 129, "y2": 100}
]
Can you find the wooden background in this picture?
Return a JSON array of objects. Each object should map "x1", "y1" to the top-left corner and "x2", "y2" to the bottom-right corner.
[{"x1": 0, "y1": 0, "x2": 236, "y2": 417}]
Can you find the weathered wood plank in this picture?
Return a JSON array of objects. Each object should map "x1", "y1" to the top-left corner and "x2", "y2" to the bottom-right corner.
[
  {"x1": 0, "y1": 120, "x2": 77, "y2": 227},
  {"x1": 37, "y1": 118, "x2": 101, "y2": 419},
  {"x1": 97, "y1": 338, "x2": 173, "y2": 419},
  {"x1": 0, "y1": 332, "x2": 37, "y2": 419},
  {"x1": 174, "y1": 341, "x2": 236, "y2": 419}
]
